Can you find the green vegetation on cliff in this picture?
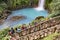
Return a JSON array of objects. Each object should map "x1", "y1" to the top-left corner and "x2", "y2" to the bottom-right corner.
[
  {"x1": 45, "y1": 0, "x2": 52, "y2": 10},
  {"x1": 43, "y1": 33, "x2": 60, "y2": 40},
  {"x1": 48, "y1": 0, "x2": 60, "y2": 18},
  {"x1": 0, "y1": 2, "x2": 7, "y2": 13}
]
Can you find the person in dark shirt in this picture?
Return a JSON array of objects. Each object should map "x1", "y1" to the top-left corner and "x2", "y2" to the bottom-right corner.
[
  {"x1": 10, "y1": 28, "x2": 15, "y2": 34},
  {"x1": 21, "y1": 24, "x2": 26, "y2": 30}
]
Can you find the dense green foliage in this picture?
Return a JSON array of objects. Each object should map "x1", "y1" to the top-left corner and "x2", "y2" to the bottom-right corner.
[
  {"x1": 7, "y1": 0, "x2": 38, "y2": 9},
  {"x1": 0, "y1": 28, "x2": 9, "y2": 40},
  {"x1": 7, "y1": 0, "x2": 29, "y2": 9},
  {"x1": 49, "y1": 0, "x2": 60, "y2": 12},
  {"x1": 48, "y1": 12, "x2": 60, "y2": 18},
  {"x1": 45, "y1": 0, "x2": 52, "y2": 10},
  {"x1": 48, "y1": 0, "x2": 60, "y2": 18},
  {"x1": 0, "y1": 0, "x2": 38, "y2": 12},
  {"x1": 0, "y1": 2, "x2": 7, "y2": 12},
  {"x1": 43, "y1": 33, "x2": 60, "y2": 40}
]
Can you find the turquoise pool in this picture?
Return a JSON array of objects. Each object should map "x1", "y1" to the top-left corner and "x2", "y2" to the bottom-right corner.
[{"x1": 0, "y1": 8, "x2": 48, "y2": 29}]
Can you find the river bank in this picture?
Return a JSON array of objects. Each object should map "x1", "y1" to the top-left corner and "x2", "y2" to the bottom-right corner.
[{"x1": 0, "y1": 10, "x2": 11, "y2": 25}]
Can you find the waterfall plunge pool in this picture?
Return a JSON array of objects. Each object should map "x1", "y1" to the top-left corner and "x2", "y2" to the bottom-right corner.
[{"x1": 0, "y1": 8, "x2": 48, "y2": 29}]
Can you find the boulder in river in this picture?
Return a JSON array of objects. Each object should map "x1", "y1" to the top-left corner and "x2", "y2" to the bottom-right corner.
[
  {"x1": 10, "y1": 16, "x2": 26, "y2": 21},
  {"x1": 35, "y1": 16, "x2": 44, "y2": 20}
]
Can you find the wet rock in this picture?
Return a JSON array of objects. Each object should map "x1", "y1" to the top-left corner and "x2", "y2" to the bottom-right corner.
[
  {"x1": 29, "y1": 34, "x2": 34, "y2": 40},
  {"x1": 44, "y1": 33, "x2": 48, "y2": 37},
  {"x1": 51, "y1": 27, "x2": 56, "y2": 33},
  {"x1": 9, "y1": 16, "x2": 26, "y2": 21},
  {"x1": 3, "y1": 10, "x2": 11, "y2": 14},
  {"x1": 35, "y1": 16, "x2": 44, "y2": 20},
  {"x1": 40, "y1": 31, "x2": 45, "y2": 38},
  {"x1": 44, "y1": 29, "x2": 48, "y2": 33}
]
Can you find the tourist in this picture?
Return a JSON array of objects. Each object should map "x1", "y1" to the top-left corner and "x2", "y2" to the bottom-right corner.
[
  {"x1": 15, "y1": 28, "x2": 21, "y2": 33},
  {"x1": 34, "y1": 22, "x2": 38, "y2": 27},
  {"x1": 21, "y1": 26, "x2": 25, "y2": 30},
  {"x1": 8, "y1": 28, "x2": 15, "y2": 36},
  {"x1": 15, "y1": 28, "x2": 17, "y2": 32},
  {"x1": 10, "y1": 28, "x2": 15, "y2": 34},
  {"x1": 15, "y1": 28, "x2": 22, "y2": 37},
  {"x1": 21, "y1": 24, "x2": 27, "y2": 30}
]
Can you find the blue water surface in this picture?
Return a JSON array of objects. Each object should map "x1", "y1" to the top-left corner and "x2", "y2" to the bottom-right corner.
[
  {"x1": 9, "y1": 8, "x2": 48, "y2": 26},
  {"x1": 0, "y1": 8, "x2": 48, "y2": 29}
]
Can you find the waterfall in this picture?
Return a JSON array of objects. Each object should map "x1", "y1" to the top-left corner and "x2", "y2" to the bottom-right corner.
[{"x1": 35, "y1": 0, "x2": 45, "y2": 11}]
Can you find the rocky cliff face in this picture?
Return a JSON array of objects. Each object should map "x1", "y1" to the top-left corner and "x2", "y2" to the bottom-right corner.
[{"x1": 0, "y1": 10, "x2": 11, "y2": 25}]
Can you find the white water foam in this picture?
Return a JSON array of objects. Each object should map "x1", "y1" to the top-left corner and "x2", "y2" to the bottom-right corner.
[{"x1": 34, "y1": 0, "x2": 45, "y2": 11}]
